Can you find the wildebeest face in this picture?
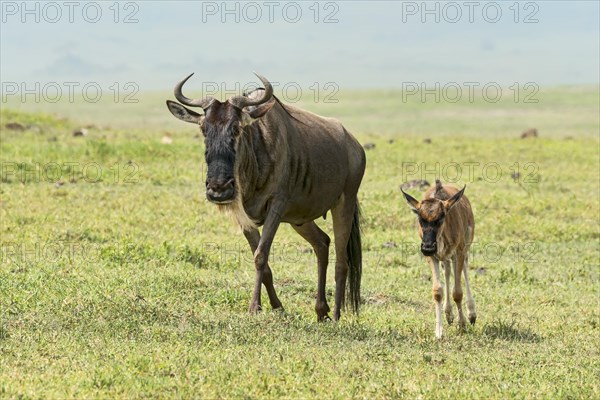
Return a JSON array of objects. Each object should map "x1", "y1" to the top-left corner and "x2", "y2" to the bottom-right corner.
[
  {"x1": 165, "y1": 99, "x2": 237, "y2": 203},
  {"x1": 416, "y1": 199, "x2": 446, "y2": 256},
  {"x1": 166, "y1": 72, "x2": 275, "y2": 205},
  {"x1": 401, "y1": 187, "x2": 465, "y2": 256},
  {"x1": 201, "y1": 100, "x2": 241, "y2": 204}
]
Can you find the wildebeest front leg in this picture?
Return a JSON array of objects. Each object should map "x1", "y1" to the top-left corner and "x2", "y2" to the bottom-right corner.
[
  {"x1": 243, "y1": 228, "x2": 283, "y2": 311},
  {"x1": 428, "y1": 257, "x2": 444, "y2": 339},
  {"x1": 248, "y1": 200, "x2": 285, "y2": 313},
  {"x1": 292, "y1": 222, "x2": 331, "y2": 321},
  {"x1": 443, "y1": 260, "x2": 454, "y2": 325}
]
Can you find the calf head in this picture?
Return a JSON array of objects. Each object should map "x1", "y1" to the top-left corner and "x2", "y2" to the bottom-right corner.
[
  {"x1": 166, "y1": 73, "x2": 275, "y2": 204},
  {"x1": 401, "y1": 185, "x2": 466, "y2": 256}
]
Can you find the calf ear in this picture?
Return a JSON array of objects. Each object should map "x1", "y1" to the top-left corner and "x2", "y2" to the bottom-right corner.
[
  {"x1": 166, "y1": 100, "x2": 202, "y2": 124},
  {"x1": 444, "y1": 185, "x2": 466, "y2": 211},
  {"x1": 401, "y1": 189, "x2": 420, "y2": 213},
  {"x1": 241, "y1": 99, "x2": 276, "y2": 127}
]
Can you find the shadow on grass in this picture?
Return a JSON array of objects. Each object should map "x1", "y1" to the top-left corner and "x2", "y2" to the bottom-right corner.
[
  {"x1": 483, "y1": 319, "x2": 542, "y2": 343},
  {"x1": 174, "y1": 311, "x2": 411, "y2": 346}
]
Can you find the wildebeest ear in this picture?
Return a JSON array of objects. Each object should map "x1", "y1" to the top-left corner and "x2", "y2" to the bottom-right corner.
[
  {"x1": 166, "y1": 100, "x2": 202, "y2": 124},
  {"x1": 401, "y1": 189, "x2": 420, "y2": 213},
  {"x1": 241, "y1": 99, "x2": 276, "y2": 127},
  {"x1": 444, "y1": 185, "x2": 466, "y2": 211}
]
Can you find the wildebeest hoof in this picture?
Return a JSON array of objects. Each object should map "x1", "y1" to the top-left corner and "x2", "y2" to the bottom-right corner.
[
  {"x1": 248, "y1": 303, "x2": 262, "y2": 313},
  {"x1": 315, "y1": 302, "x2": 330, "y2": 319},
  {"x1": 469, "y1": 315, "x2": 477, "y2": 325},
  {"x1": 318, "y1": 314, "x2": 332, "y2": 322}
]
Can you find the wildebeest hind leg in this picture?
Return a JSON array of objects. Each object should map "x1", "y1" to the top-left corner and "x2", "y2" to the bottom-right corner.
[
  {"x1": 331, "y1": 194, "x2": 358, "y2": 321},
  {"x1": 453, "y1": 253, "x2": 467, "y2": 329},
  {"x1": 292, "y1": 221, "x2": 331, "y2": 321},
  {"x1": 463, "y1": 254, "x2": 476, "y2": 325}
]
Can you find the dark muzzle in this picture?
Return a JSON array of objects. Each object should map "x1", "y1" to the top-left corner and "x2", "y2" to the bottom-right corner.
[
  {"x1": 421, "y1": 241, "x2": 437, "y2": 256},
  {"x1": 206, "y1": 178, "x2": 235, "y2": 203}
]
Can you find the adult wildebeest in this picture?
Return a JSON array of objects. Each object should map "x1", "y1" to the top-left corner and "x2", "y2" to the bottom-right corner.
[
  {"x1": 401, "y1": 180, "x2": 477, "y2": 339},
  {"x1": 166, "y1": 73, "x2": 366, "y2": 321}
]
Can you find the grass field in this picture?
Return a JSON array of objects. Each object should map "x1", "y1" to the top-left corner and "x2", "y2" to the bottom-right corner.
[{"x1": 1, "y1": 86, "x2": 599, "y2": 398}]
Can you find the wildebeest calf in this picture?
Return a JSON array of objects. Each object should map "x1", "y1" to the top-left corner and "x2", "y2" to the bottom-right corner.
[{"x1": 401, "y1": 180, "x2": 477, "y2": 339}]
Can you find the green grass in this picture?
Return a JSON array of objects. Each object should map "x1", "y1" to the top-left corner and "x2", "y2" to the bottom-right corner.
[
  {"x1": 3, "y1": 85, "x2": 598, "y2": 138},
  {"x1": 1, "y1": 87, "x2": 599, "y2": 399}
]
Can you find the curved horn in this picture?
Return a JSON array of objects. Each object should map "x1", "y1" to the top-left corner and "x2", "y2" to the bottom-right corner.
[
  {"x1": 174, "y1": 73, "x2": 214, "y2": 108},
  {"x1": 230, "y1": 72, "x2": 273, "y2": 109}
]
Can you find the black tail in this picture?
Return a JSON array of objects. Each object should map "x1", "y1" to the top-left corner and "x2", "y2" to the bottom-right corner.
[{"x1": 346, "y1": 200, "x2": 362, "y2": 314}]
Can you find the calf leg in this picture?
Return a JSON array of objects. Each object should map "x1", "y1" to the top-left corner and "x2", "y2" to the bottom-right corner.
[
  {"x1": 463, "y1": 255, "x2": 477, "y2": 324},
  {"x1": 453, "y1": 253, "x2": 467, "y2": 329},
  {"x1": 443, "y1": 260, "x2": 454, "y2": 325},
  {"x1": 292, "y1": 222, "x2": 331, "y2": 321},
  {"x1": 243, "y1": 228, "x2": 283, "y2": 310},
  {"x1": 429, "y1": 257, "x2": 444, "y2": 339},
  {"x1": 247, "y1": 199, "x2": 285, "y2": 313}
]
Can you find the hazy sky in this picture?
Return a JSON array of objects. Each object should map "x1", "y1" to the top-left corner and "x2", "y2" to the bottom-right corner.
[{"x1": 1, "y1": 1, "x2": 599, "y2": 91}]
